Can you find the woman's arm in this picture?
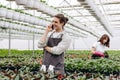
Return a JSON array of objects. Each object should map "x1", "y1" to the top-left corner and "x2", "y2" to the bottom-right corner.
[
  {"x1": 91, "y1": 47, "x2": 104, "y2": 57},
  {"x1": 91, "y1": 47, "x2": 96, "y2": 54}
]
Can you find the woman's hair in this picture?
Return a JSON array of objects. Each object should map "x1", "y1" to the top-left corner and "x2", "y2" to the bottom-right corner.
[
  {"x1": 98, "y1": 34, "x2": 110, "y2": 47},
  {"x1": 54, "y1": 14, "x2": 68, "y2": 26}
]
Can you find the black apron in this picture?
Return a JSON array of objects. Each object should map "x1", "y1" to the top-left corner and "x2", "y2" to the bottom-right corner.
[{"x1": 43, "y1": 32, "x2": 65, "y2": 75}]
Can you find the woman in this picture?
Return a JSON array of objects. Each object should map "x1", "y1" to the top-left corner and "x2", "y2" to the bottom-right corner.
[
  {"x1": 91, "y1": 34, "x2": 110, "y2": 59},
  {"x1": 38, "y1": 14, "x2": 71, "y2": 78}
]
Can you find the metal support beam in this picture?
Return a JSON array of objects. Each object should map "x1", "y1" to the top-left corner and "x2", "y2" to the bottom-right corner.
[
  {"x1": 78, "y1": 0, "x2": 114, "y2": 37},
  {"x1": 18, "y1": 0, "x2": 100, "y2": 38},
  {"x1": 8, "y1": 28, "x2": 11, "y2": 56}
]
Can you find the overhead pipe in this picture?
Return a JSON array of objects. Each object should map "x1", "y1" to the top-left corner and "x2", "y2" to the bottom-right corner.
[
  {"x1": 68, "y1": 18, "x2": 100, "y2": 38},
  {"x1": 0, "y1": 20, "x2": 82, "y2": 38},
  {"x1": 0, "y1": 8, "x2": 86, "y2": 38},
  {"x1": 0, "y1": 21, "x2": 44, "y2": 34},
  {"x1": 77, "y1": 0, "x2": 114, "y2": 37},
  {"x1": 14, "y1": 0, "x2": 100, "y2": 37},
  {"x1": 0, "y1": 29, "x2": 41, "y2": 40}
]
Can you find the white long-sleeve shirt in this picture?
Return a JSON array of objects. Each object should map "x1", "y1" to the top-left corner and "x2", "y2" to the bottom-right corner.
[
  {"x1": 92, "y1": 42, "x2": 106, "y2": 53},
  {"x1": 37, "y1": 31, "x2": 71, "y2": 55}
]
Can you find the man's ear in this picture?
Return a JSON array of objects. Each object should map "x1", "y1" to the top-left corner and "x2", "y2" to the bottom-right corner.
[{"x1": 61, "y1": 22, "x2": 65, "y2": 26}]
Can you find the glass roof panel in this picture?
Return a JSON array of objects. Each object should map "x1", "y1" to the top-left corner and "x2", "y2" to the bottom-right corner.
[{"x1": 0, "y1": 0, "x2": 120, "y2": 38}]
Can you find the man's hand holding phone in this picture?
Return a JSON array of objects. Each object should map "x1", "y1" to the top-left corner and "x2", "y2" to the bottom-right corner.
[
  {"x1": 45, "y1": 24, "x2": 54, "y2": 33},
  {"x1": 51, "y1": 25, "x2": 54, "y2": 30}
]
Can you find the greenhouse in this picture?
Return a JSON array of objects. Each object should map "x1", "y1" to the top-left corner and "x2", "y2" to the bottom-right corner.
[{"x1": 0, "y1": 0, "x2": 120, "y2": 80}]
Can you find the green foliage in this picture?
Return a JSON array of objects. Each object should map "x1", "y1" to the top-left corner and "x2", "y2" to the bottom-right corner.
[
  {"x1": 0, "y1": 49, "x2": 8, "y2": 57},
  {"x1": 0, "y1": 49, "x2": 43, "y2": 57},
  {"x1": 0, "y1": 49, "x2": 120, "y2": 79},
  {"x1": 40, "y1": 0, "x2": 46, "y2": 3}
]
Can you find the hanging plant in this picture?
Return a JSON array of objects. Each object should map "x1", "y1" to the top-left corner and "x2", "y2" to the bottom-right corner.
[
  {"x1": 29, "y1": 17, "x2": 36, "y2": 24},
  {"x1": 19, "y1": 14, "x2": 25, "y2": 21},
  {"x1": 0, "y1": 20, "x2": 5, "y2": 27},
  {"x1": 6, "y1": 0, "x2": 15, "y2": 1},
  {"x1": 14, "y1": 9, "x2": 24, "y2": 14},
  {"x1": 24, "y1": 15, "x2": 31, "y2": 23},
  {"x1": 39, "y1": 0, "x2": 46, "y2": 3},
  {"x1": 34, "y1": 18, "x2": 40, "y2": 25},
  {"x1": 6, "y1": 10, "x2": 14, "y2": 19},
  {"x1": 15, "y1": 0, "x2": 28, "y2": 5},
  {"x1": 0, "y1": 4, "x2": 7, "y2": 8},
  {"x1": 33, "y1": 0, "x2": 40, "y2": 9},
  {"x1": 12, "y1": 12, "x2": 20, "y2": 20},
  {"x1": 4, "y1": 22, "x2": 10, "y2": 28},
  {"x1": 0, "y1": 8, "x2": 7, "y2": 18},
  {"x1": 24, "y1": 0, "x2": 36, "y2": 9},
  {"x1": 0, "y1": 21, "x2": 8, "y2": 30},
  {"x1": 0, "y1": 27, "x2": 7, "y2": 30}
]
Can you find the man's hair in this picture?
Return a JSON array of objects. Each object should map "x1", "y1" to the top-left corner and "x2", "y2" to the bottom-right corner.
[{"x1": 54, "y1": 14, "x2": 68, "y2": 26}]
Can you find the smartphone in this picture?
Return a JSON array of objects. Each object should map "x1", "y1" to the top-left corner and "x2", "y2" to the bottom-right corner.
[{"x1": 51, "y1": 25, "x2": 54, "y2": 30}]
